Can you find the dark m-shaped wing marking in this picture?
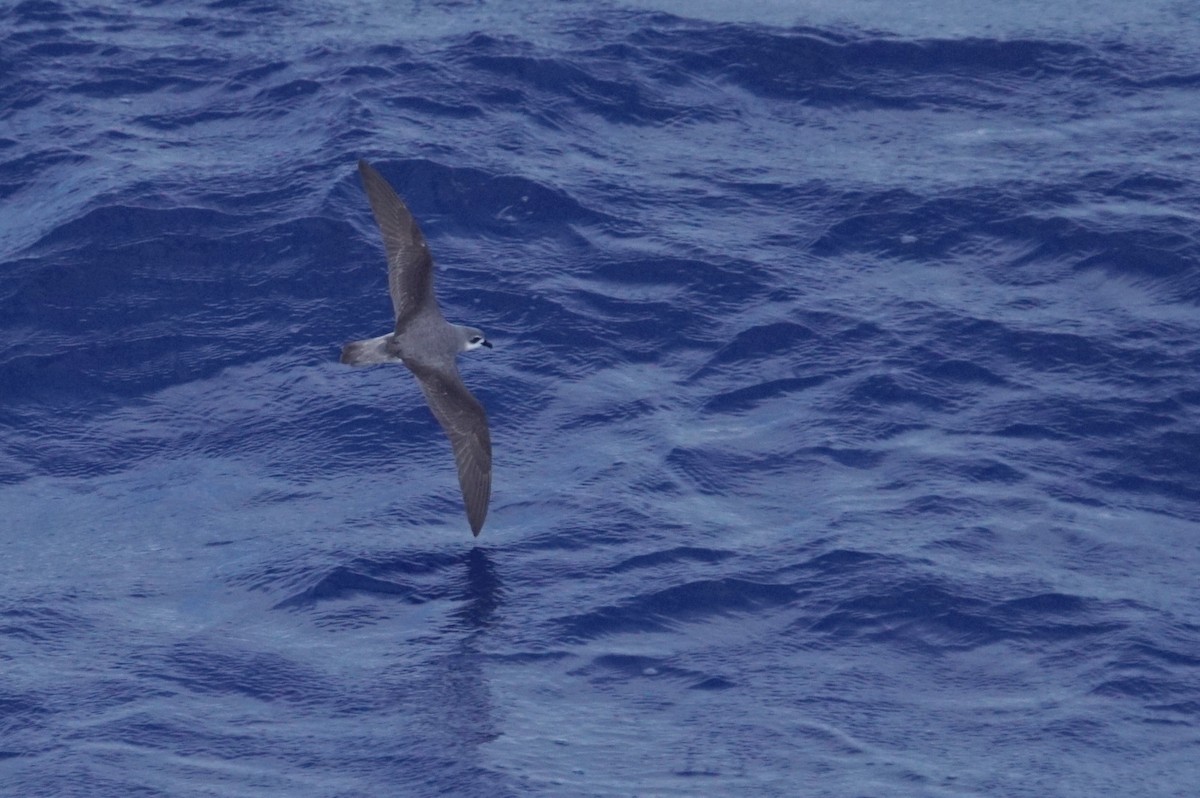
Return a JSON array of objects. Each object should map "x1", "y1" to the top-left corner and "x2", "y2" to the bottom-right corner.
[
  {"x1": 406, "y1": 361, "x2": 492, "y2": 536},
  {"x1": 357, "y1": 159, "x2": 436, "y2": 330}
]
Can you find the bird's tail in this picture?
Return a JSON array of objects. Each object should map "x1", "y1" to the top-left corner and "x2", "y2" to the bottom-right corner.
[{"x1": 339, "y1": 334, "x2": 397, "y2": 365}]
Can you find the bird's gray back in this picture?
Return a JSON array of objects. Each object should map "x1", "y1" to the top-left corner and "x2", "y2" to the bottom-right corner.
[{"x1": 392, "y1": 307, "x2": 458, "y2": 368}]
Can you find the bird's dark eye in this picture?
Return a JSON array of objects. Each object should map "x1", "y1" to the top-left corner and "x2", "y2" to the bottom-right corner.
[{"x1": 470, "y1": 336, "x2": 482, "y2": 343}]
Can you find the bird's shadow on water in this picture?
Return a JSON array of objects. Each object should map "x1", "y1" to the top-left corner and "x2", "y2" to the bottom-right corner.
[
  {"x1": 450, "y1": 545, "x2": 503, "y2": 631},
  {"x1": 268, "y1": 544, "x2": 508, "y2": 755}
]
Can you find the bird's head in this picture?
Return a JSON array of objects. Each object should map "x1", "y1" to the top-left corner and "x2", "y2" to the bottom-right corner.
[{"x1": 459, "y1": 326, "x2": 493, "y2": 353}]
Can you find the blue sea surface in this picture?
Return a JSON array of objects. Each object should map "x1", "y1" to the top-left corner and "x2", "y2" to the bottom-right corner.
[{"x1": 2, "y1": 1, "x2": 1199, "y2": 795}]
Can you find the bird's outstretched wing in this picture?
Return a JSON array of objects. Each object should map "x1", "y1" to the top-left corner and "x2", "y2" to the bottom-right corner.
[
  {"x1": 406, "y1": 361, "x2": 492, "y2": 536},
  {"x1": 357, "y1": 159, "x2": 437, "y2": 330}
]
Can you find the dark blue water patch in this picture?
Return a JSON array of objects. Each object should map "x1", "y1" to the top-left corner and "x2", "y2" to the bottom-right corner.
[
  {"x1": 560, "y1": 299, "x2": 688, "y2": 363},
  {"x1": 791, "y1": 547, "x2": 902, "y2": 577},
  {"x1": 685, "y1": 316, "x2": 860, "y2": 406},
  {"x1": 643, "y1": 573, "x2": 801, "y2": 614},
  {"x1": 1, "y1": 603, "x2": 94, "y2": 644},
  {"x1": 229, "y1": 60, "x2": 290, "y2": 84},
  {"x1": 255, "y1": 77, "x2": 325, "y2": 108},
  {"x1": 933, "y1": 316, "x2": 1112, "y2": 377},
  {"x1": 991, "y1": 419, "x2": 1073, "y2": 441},
  {"x1": 690, "y1": 675, "x2": 736, "y2": 691},
  {"x1": 555, "y1": 577, "x2": 799, "y2": 643},
  {"x1": 922, "y1": 358, "x2": 1007, "y2": 386},
  {"x1": 463, "y1": 51, "x2": 681, "y2": 126},
  {"x1": 1127, "y1": 635, "x2": 1200, "y2": 670},
  {"x1": 356, "y1": 158, "x2": 609, "y2": 237},
  {"x1": 69, "y1": 63, "x2": 217, "y2": 97},
  {"x1": 13, "y1": 0, "x2": 71, "y2": 24},
  {"x1": 702, "y1": 320, "x2": 820, "y2": 368},
  {"x1": 552, "y1": 604, "x2": 659, "y2": 640},
  {"x1": 205, "y1": 0, "x2": 290, "y2": 16},
  {"x1": 142, "y1": 640, "x2": 328, "y2": 704},
  {"x1": 0, "y1": 149, "x2": 89, "y2": 198},
  {"x1": 133, "y1": 105, "x2": 240, "y2": 131},
  {"x1": 611, "y1": 545, "x2": 736, "y2": 572},
  {"x1": 845, "y1": 372, "x2": 955, "y2": 412},
  {"x1": 988, "y1": 593, "x2": 1132, "y2": 642},
  {"x1": 923, "y1": 526, "x2": 1001, "y2": 555},
  {"x1": 575, "y1": 652, "x2": 675, "y2": 680},
  {"x1": 701, "y1": 375, "x2": 827, "y2": 414},
  {"x1": 840, "y1": 352, "x2": 1012, "y2": 415},
  {"x1": 591, "y1": 254, "x2": 765, "y2": 303},
  {"x1": 982, "y1": 211, "x2": 1200, "y2": 286},
  {"x1": 565, "y1": 397, "x2": 657, "y2": 431},
  {"x1": 26, "y1": 202, "x2": 250, "y2": 269},
  {"x1": 1084, "y1": 169, "x2": 1192, "y2": 203},
  {"x1": 625, "y1": 19, "x2": 1131, "y2": 110},
  {"x1": 1117, "y1": 400, "x2": 1200, "y2": 478},
  {"x1": 691, "y1": 312, "x2": 889, "y2": 385},
  {"x1": 975, "y1": 394, "x2": 1195, "y2": 510},
  {"x1": 1072, "y1": 228, "x2": 1200, "y2": 299},
  {"x1": 804, "y1": 581, "x2": 1135, "y2": 655},
  {"x1": 429, "y1": 26, "x2": 748, "y2": 130},
  {"x1": 264, "y1": 548, "x2": 500, "y2": 618},
  {"x1": 666, "y1": 445, "x2": 799, "y2": 495},
  {"x1": 486, "y1": 290, "x2": 614, "y2": 372},
  {"x1": 26, "y1": 39, "x2": 98, "y2": 58},
  {"x1": 244, "y1": 487, "x2": 324, "y2": 506},
  {"x1": 805, "y1": 580, "x2": 989, "y2": 648},
  {"x1": 982, "y1": 394, "x2": 1174, "y2": 442},
  {"x1": 1090, "y1": 676, "x2": 1179, "y2": 702},
  {"x1": 957, "y1": 457, "x2": 1027, "y2": 485},
  {"x1": 1, "y1": 206, "x2": 378, "y2": 409},
  {"x1": 382, "y1": 93, "x2": 486, "y2": 120},
  {"x1": 273, "y1": 567, "x2": 425, "y2": 609},
  {"x1": 9, "y1": 774, "x2": 163, "y2": 798},
  {"x1": 1086, "y1": 464, "x2": 1200, "y2": 505},
  {"x1": 361, "y1": 42, "x2": 420, "y2": 64},
  {"x1": 0, "y1": 688, "x2": 51, "y2": 745},
  {"x1": 815, "y1": 180, "x2": 1200, "y2": 301},
  {"x1": 165, "y1": 7, "x2": 277, "y2": 39},
  {"x1": 880, "y1": 493, "x2": 988, "y2": 518},
  {"x1": 811, "y1": 187, "x2": 1042, "y2": 263},
  {"x1": 802, "y1": 446, "x2": 886, "y2": 472},
  {"x1": 1093, "y1": 625, "x2": 1200, "y2": 717},
  {"x1": 78, "y1": 715, "x2": 259, "y2": 765},
  {"x1": 571, "y1": 653, "x2": 732, "y2": 691}
]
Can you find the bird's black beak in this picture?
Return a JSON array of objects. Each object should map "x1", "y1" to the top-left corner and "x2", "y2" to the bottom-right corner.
[{"x1": 481, "y1": 340, "x2": 493, "y2": 349}]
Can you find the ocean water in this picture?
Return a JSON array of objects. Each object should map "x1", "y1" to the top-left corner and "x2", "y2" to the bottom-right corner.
[{"x1": 2, "y1": 0, "x2": 1199, "y2": 795}]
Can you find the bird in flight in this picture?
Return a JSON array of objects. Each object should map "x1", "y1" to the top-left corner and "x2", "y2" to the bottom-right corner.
[{"x1": 341, "y1": 159, "x2": 493, "y2": 537}]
